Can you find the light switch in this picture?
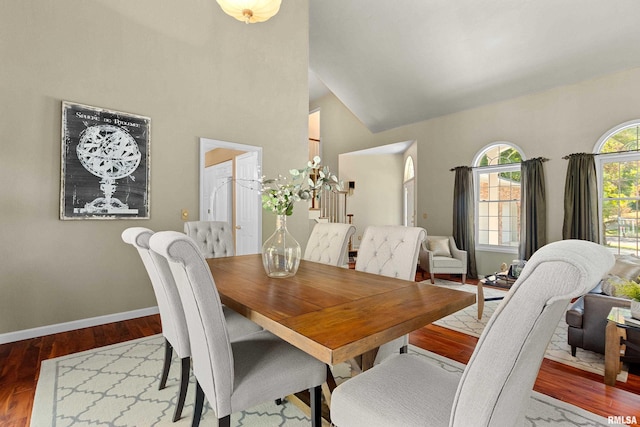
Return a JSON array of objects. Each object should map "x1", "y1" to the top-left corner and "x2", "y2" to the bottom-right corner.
[{"x1": 181, "y1": 209, "x2": 189, "y2": 220}]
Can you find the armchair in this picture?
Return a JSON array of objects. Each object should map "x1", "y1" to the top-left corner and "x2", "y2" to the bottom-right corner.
[{"x1": 419, "y1": 235, "x2": 467, "y2": 284}]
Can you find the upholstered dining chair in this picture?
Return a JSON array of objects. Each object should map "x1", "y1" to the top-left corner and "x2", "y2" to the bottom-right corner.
[
  {"x1": 121, "y1": 227, "x2": 261, "y2": 422},
  {"x1": 331, "y1": 239, "x2": 614, "y2": 427},
  {"x1": 303, "y1": 222, "x2": 356, "y2": 267},
  {"x1": 149, "y1": 231, "x2": 327, "y2": 427},
  {"x1": 354, "y1": 225, "x2": 427, "y2": 364},
  {"x1": 184, "y1": 221, "x2": 234, "y2": 258},
  {"x1": 419, "y1": 235, "x2": 467, "y2": 284}
]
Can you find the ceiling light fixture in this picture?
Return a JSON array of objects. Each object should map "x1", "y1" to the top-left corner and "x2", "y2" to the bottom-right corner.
[{"x1": 216, "y1": 0, "x2": 282, "y2": 24}]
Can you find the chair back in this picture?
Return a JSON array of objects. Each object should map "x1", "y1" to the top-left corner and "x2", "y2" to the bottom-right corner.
[
  {"x1": 149, "y1": 231, "x2": 234, "y2": 417},
  {"x1": 450, "y1": 240, "x2": 614, "y2": 427},
  {"x1": 121, "y1": 227, "x2": 190, "y2": 358},
  {"x1": 184, "y1": 221, "x2": 234, "y2": 258},
  {"x1": 355, "y1": 226, "x2": 426, "y2": 280},
  {"x1": 304, "y1": 222, "x2": 356, "y2": 266}
]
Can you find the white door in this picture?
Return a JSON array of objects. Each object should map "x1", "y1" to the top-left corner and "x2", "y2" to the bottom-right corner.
[
  {"x1": 404, "y1": 179, "x2": 415, "y2": 227},
  {"x1": 210, "y1": 161, "x2": 233, "y2": 222},
  {"x1": 235, "y1": 151, "x2": 261, "y2": 255}
]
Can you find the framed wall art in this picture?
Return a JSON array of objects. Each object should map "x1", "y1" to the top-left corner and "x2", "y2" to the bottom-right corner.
[{"x1": 60, "y1": 101, "x2": 151, "y2": 220}]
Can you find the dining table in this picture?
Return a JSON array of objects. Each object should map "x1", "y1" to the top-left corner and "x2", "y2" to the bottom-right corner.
[{"x1": 207, "y1": 254, "x2": 476, "y2": 371}]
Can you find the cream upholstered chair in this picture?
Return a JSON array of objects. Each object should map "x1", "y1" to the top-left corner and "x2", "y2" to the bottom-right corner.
[
  {"x1": 331, "y1": 240, "x2": 614, "y2": 427},
  {"x1": 184, "y1": 221, "x2": 234, "y2": 258},
  {"x1": 303, "y1": 222, "x2": 356, "y2": 267},
  {"x1": 149, "y1": 231, "x2": 326, "y2": 427},
  {"x1": 355, "y1": 225, "x2": 427, "y2": 364},
  {"x1": 121, "y1": 228, "x2": 261, "y2": 422},
  {"x1": 419, "y1": 235, "x2": 467, "y2": 284}
]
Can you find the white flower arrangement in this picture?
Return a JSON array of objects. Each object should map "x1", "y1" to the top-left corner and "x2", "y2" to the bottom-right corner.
[{"x1": 260, "y1": 156, "x2": 341, "y2": 216}]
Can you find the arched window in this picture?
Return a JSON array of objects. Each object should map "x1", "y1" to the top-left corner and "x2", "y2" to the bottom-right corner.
[
  {"x1": 595, "y1": 120, "x2": 640, "y2": 255},
  {"x1": 473, "y1": 142, "x2": 525, "y2": 251},
  {"x1": 404, "y1": 156, "x2": 415, "y2": 182}
]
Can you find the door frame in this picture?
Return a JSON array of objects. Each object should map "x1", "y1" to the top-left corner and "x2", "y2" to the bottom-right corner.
[{"x1": 199, "y1": 138, "x2": 263, "y2": 252}]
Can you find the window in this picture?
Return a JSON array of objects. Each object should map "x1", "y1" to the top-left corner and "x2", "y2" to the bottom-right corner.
[
  {"x1": 473, "y1": 143, "x2": 525, "y2": 252},
  {"x1": 596, "y1": 120, "x2": 640, "y2": 256}
]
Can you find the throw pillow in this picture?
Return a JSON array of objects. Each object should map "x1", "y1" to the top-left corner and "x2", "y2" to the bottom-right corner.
[
  {"x1": 609, "y1": 257, "x2": 640, "y2": 281},
  {"x1": 429, "y1": 238, "x2": 452, "y2": 257}
]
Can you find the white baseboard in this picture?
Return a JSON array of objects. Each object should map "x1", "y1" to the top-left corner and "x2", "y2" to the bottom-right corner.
[{"x1": 0, "y1": 306, "x2": 160, "y2": 345}]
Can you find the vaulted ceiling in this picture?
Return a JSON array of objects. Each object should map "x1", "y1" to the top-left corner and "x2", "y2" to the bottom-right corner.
[{"x1": 309, "y1": 0, "x2": 640, "y2": 133}]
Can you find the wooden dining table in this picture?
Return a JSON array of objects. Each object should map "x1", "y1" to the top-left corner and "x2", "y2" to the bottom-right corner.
[{"x1": 207, "y1": 254, "x2": 476, "y2": 370}]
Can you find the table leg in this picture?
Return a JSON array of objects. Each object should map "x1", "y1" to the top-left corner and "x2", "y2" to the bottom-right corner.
[
  {"x1": 604, "y1": 320, "x2": 621, "y2": 386},
  {"x1": 477, "y1": 280, "x2": 484, "y2": 319}
]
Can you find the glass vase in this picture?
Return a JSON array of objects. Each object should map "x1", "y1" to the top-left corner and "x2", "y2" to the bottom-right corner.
[{"x1": 262, "y1": 214, "x2": 301, "y2": 278}]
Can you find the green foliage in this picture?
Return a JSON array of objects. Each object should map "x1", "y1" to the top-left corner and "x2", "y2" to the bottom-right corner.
[
  {"x1": 260, "y1": 156, "x2": 341, "y2": 216},
  {"x1": 617, "y1": 281, "x2": 640, "y2": 302}
]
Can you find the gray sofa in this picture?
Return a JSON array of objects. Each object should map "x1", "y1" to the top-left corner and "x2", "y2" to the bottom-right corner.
[{"x1": 566, "y1": 254, "x2": 640, "y2": 360}]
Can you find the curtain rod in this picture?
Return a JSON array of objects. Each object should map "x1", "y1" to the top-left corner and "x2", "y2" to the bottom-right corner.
[
  {"x1": 562, "y1": 149, "x2": 640, "y2": 159},
  {"x1": 449, "y1": 157, "x2": 550, "y2": 172}
]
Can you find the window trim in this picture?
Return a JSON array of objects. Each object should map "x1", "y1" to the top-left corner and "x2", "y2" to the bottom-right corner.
[
  {"x1": 473, "y1": 142, "x2": 526, "y2": 253},
  {"x1": 594, "y1": 119, "x2": 640, "y2": 251}
]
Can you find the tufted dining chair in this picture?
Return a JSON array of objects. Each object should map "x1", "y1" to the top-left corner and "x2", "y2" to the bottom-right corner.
[
  {"x1": 354, "y1": 225, "x2": 427, "y2": 364},
  {"x1": 331, "y1": 240, "x2": 614, "y2": 427},
  {"x1": 184, "y1": 221, "x2": 234, "y2": 258},
  {"x1": 122, "y1": 227, "x2": 261, "y2": 422},
  {"x1": 149, "y1": 231, "x2": 327, "y2": 427},
  {"x1": 303, "y1": 222, "x2": 356, "y2": 267}
]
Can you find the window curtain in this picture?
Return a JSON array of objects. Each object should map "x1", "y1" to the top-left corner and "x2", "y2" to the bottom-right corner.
[
  {"x1": 562, "y1": 153, "x2": 600, "y2": 242},
  {"x1": 452, "y1": 166, "x2": 478, "y2": 279},
  {"x1": 518, "y1": 157, "x2": 548, "y2": 260}
]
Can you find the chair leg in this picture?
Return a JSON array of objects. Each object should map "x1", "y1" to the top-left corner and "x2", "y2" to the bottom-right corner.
[
  {"x1": 159, "y1": 338, "x2": 173, "y2": 390},
  {"x1": 218, "y1": 415, "x2": 231, "y2": 427},
  {"x1": 430, "y1": 272, "x2": 435, "y2": 284},
  {"x1": 462, "y1": 273, "x2": 466, "y2": 284},
  {"x1": 309, "y1": 385, "x2": 322, "y2": 427},
  {"x1": 172, "y1": 357, "x2": 190, "y2": 422},
  {"x1": 571, "y1": 346, "x2": 577, "y2": 357},
  {"x1": 192, "y1": 381, "x2": 205, "y2": 427},
  {"x1": 400, "y1": 345, "x2": 408, "y2": 354}
]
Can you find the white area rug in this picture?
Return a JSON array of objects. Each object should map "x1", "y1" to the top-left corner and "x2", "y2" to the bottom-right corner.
[
  {"x1": 31, "y1": 334, "x2": 622, "y2": 426},
  {"x1": 428, "y1": 279, "x2": 628, "y2": 382}
]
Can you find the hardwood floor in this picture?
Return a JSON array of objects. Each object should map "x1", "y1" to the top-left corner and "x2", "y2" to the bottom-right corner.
[{"x1": 1, "y1": 277, "x2": 639, "y2": 426}]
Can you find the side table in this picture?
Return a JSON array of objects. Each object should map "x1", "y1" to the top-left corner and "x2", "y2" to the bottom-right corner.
[
  {"x1": 604, "y1": 307, "x2": 640, "y2": 385},
  {"x1": 477, "y1": 276, "x2": 514, "y2": 319}
]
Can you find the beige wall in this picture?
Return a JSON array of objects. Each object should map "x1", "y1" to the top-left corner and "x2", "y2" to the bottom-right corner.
[
  {"x1": 311, "y1": 67, "x2": 640, "y2": 275},
  {"x1": 338, "y1": 153, "x2": 404, "y2": 245},
  {"x1": 0, "y1": 0, "x2": 309, "y2": 335}
]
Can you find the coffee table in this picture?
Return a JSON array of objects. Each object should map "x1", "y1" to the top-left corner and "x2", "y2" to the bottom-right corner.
[{"x1": 604, "y1": 307, "x2": 640, "y2": 385}]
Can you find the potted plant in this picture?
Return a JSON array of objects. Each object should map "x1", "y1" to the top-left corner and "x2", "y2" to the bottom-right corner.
[{"x1": 617, "y1": 281, "x2": 640, "y2": 320}]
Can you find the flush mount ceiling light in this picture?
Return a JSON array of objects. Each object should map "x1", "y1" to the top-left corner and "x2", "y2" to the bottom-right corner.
[{"x1": 216, "y1": 0, "x2": 282, "y2": 24}]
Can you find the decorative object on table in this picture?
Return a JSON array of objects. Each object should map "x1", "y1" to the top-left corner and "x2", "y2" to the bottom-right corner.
[
  {"x1": 508, "y1": 259, "x2": 527, "y2": 279},
  {"x1": 260, "y1": 156, "x2": 341, "y2": 278},
  {"x1": 615, "y1": 280, "x2": 640, "y2": 320},
  {"x1": 60, "y1": 101, "x2": 150, "y2": 220}
]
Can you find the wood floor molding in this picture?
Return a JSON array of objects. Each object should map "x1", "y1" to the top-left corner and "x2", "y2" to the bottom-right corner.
[{"x1": 0, "y1": 306, "x2": 159, "y2": 345}]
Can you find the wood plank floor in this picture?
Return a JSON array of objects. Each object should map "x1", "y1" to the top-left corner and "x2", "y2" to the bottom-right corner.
[{"x1": 1, "y1": 276, "x2": 639, "y2": 426}]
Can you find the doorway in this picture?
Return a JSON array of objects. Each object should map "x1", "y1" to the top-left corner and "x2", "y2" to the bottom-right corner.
[{"x1": 199, "y1": 138, "x2": 263, "y2": 255}]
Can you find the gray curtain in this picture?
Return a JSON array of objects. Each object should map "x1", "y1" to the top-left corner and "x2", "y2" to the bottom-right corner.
[
  {"x1": 452, "y1": 166, "x2": 478, "y2": 279},
  {"x1": 519, "y1": 157, "x2": 548, "y2": 260},
  {"x1": 562, "y1": 153, "x2": 600, "y2": 242}
]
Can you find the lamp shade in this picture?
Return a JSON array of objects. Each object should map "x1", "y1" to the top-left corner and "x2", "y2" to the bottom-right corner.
[{"x1": 216, "y1": 0, "x2": 282, "y2": 24}]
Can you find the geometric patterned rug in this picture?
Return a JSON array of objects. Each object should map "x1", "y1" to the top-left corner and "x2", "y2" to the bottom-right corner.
[
  {"x1": 31, "y1": 334, "x2": 621, "y2": 426},
  {"x1": 427, "y1": 279, "x2": 629, "y2": 383}
]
